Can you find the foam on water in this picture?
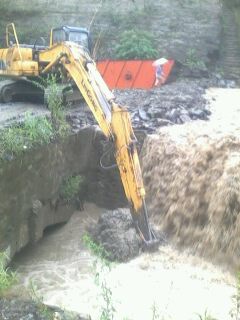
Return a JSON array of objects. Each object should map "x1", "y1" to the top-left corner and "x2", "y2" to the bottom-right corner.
[{"x1": 12, "y1": 90, "x2": 240, "y2": 319}]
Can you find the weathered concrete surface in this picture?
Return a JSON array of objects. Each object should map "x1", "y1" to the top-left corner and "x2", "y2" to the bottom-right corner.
[{"x1": 0, "y1": 127, "x2": 126, "y2": 261}]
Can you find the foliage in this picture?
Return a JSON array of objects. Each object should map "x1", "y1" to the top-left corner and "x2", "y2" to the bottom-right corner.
[
  {"x1": 0, "y1": 113, "x2": 53, "y2": 160},
  {"x1": 82, "y1": 234, "x2": 111, "y2": 270},
  {"x1": 185, "y1": 48, "x2": 206, "y2": 70},
  {"x1": 230, "y1": 272, "x2": 240, "y2": 320},
  {"x1": 115, "y1": 30, "x2": 158, "y2": 60},
  {"x1": 30, "y1": 280, "x2": 80, "y2": 319},
  {"x1": 29, "y1": 280, "x2": 54, "y2": 320},
  {"x1": 0, "y1": 75, "x2": 71, "y2": 161},
  {"x1": 83, "y1": 234, "x2": 115, "y2": 320},
  {"x1": 0, "y1": 252, "x2": 17, "y2": 297},
  {"x1": 60, "y1": 175, "x2": 85, "y2": 202},
  {"x1": 40, "y1": 74, "x2": 70, "y2": 138},
  {"x1": 196, "y1": 310, "x2": 217, "y2": 320},
  {"x1": 151, "y1": 302, "x2": 160, "y2": 320}
]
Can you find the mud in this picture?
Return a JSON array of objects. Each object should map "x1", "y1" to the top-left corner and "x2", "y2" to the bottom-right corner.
[{"x1": 141, "y1": 88, "x2": 240, "y2": 270}]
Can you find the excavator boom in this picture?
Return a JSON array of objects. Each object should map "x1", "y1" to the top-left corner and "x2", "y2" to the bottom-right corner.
[
  {"x1": 0, "y1": 24, "x2": 158, "y2": 247},
  {"x1": 39, "y1": 42, "x2": 158, "y2": 245}
]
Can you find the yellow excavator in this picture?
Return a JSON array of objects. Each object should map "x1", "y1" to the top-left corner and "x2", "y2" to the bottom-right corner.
[{"x1": 0, "y1": 23, "x2": 158, "y2": 248}]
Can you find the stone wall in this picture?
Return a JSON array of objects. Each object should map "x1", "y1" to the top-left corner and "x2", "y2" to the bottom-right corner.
[
  {"x1": 0, "y1": 0, "x2": 221, "y2": 67},
  {"x1": 0, "y1": 127, "x2": 126, "y2": 260}
]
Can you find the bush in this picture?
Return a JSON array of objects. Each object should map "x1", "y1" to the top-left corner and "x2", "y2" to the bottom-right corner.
[
  {"x1": 115, "y1": 30, "x2": 158, "y2": 60},
  {"x1": 0, "y1": 252, "x2": 17, "y2": 297},
  {"x1": 60, "y1": 175, "x2": 85, "y2": 202},
  {"x1": 0, "y1": 114, "x2": 53, "y2": 159},
  {"x1": 42, "y1": 75, "x2": 70, "y2": 138},
  {"x1": 185, "y1": 48, "x2": 206, "y2": 70}
]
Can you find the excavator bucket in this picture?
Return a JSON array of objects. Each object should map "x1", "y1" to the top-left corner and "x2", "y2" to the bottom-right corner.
[{"x1": 132, "y1": 199, "x2": 160, "y2": 251}]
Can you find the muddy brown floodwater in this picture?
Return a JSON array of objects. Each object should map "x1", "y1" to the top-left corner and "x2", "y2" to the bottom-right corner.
[
  {"x1": 142, "y1": 88, "x2": 240, "y2": 271},
  {"x1": 12, "y1": 203, "x2": 236, "y2": 320},
  {"x1": 10, "y1": 88, "x2": 240, "y2": 320}
]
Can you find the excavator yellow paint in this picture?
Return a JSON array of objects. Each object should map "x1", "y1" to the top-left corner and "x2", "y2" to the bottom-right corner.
[
  {"x1": 0, "y1": 23, "x2": 158, "y2": 245},
  {"x1": 0, "y1": 24, "x2": 39, "y2": 77}
]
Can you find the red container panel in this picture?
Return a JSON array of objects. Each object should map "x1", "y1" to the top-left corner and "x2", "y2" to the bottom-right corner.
[{"x1": 97, "y1": 60, "x2": 174, "y2": 89}]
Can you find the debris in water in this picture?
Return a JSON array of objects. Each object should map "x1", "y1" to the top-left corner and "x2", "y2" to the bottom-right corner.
[{"x1": 89, "y1": 208, "x2": 141, "y2": 262}]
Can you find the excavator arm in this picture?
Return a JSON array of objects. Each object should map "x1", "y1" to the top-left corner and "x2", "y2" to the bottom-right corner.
[{"x1": 39, "y1": 42, "x2": 158, "y2": 246}]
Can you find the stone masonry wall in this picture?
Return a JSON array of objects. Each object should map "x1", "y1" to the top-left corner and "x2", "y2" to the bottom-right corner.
[
  {"x1": 0, "y1": 127, "x2": 126, "y2": 261},
  {"x1": 0, "y1": 0, "x2": 221, "y2": 67}
]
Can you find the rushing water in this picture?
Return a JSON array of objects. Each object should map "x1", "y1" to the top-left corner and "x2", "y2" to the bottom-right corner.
[
  {"x1": 10, "y1": 89, "x2": 240, "y2": 320},
  {"x1": 11, "y1": 202, "x2": 236, "y2": 320}
]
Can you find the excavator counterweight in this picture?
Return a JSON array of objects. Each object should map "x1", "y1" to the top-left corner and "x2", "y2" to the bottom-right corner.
[{"x1": 0, "y1": 23, "x2": 159, "y2": 248}]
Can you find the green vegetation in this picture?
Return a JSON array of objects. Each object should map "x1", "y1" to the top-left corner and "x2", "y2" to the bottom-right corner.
[
  {"x1": 29, "y1": 281, "x2": 54, "y2": 320},
  {"x1": 151, "y1": 302, "x2": 160, "y2": 320},
  {"x1": 38, "y1": 75, "x2": 70, "y2": 138},
  {"x1": 230, "y1": 272, "x2": 240, "y2": 320},
  {"x1": 30, "y1": 280, "x2": 80, "y2": 319},
  {"x1": 0, "y1": 252, "x2": 17, "y2": 297},
  {"x1": 0, "y1": 75, "x2": 70, "y2": 162},
  {"x1": 60, "y1": 175, "x2": 85, "y2": 202},
  {"x1": 83, "y1": 233, "x2": 111, "y2": 266},
  {"x1": 115, "y1": 30, "x2": 158, "y2": 60},
  {"x1": 196, "y1": 311, "x2": 216, "y2": 320},
  {"x1": 83, "y1": 234, "x2": 115, "y2": 320},
  {"x1": 0, "y1": 114, "x2": 53, "y2": 160},
  {"x1": 185, "y1": 48, "x2": 206, "y2": 70}
]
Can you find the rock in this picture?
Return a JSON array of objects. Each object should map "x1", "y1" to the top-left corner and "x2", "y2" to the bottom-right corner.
[
  {"x1": 0, "y1": 299, "x2": 90, "y2": 320},
  {"x1": 115, "y1": 78, "x2": 212, "y2": 130},
  {"x1": 90, "y1": 208, "x2": 141, "y2": 262},
  {"x1": 180, "y1": 114, "x2": 191, "y2": 123},
  {"x1": 138, "y1": 108, "x2": 149, "y2": 121},
  {"x1": 169, "y1": 109, "x2": 180, "y2": 122},
  {"x1": 190, "y1": 109, "x2": 207, "y2": 119}
]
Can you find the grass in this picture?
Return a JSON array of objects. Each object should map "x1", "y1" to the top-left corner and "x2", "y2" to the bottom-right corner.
[
  {"x1": 0, "y1": 75, "x2": 70, "y2": 162},
  {"x1": 196, "y1": 311, "x2": 217, "y2": 320},
  {"x1": 44, "y1": 75, "x2": 70, "y2": 138},
  {"x1": 83, "y1": 234, "x2": 115, "y2": 320},
  {"x1": 0, "y1": 113, "x2": 53, "y2": 160},
  {"x1": 29, "y1": 280, "x2": 55, "y2": 320},
  {"x1": 29, "y1": 280, "x2": 83, "y2": 320},
  {"x1": 60, "y1": 175, "x2": 85, "y2": 202},
  {"x1": 185, "y1": 48, "x2": 206, "y2": 70},
  {"x1": 0, "y1": 252, "x2": 17, "y2": 297},
  {"x1": 230, "y1": 272, "x2": 240, "y2": 320}
]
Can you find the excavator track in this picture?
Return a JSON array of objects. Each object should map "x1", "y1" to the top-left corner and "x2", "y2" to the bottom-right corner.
[
  {"x1": 0, "y1": 80, "x2": 17, "y2": 103},
  {"x1": 0, "y1": 79, "x2": 43, "y2": 103}
]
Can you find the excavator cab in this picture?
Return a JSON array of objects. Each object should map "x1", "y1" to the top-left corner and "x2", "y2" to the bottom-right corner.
[{"x1": 50, "y1": 26, "x2": 92, "y2": 53}]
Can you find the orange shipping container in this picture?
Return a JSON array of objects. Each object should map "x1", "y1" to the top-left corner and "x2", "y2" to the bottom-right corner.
[{"x1": 97, "y1": 59, "x2": 174, "y2": 89}]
